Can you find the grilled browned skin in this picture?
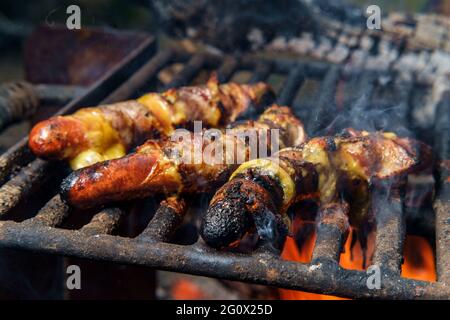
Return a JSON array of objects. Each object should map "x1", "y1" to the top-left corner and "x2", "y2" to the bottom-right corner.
[
  {"x1": 61, "y1": 105, "x2": 307, "y2": 209},
  {"x1": 201, "y1": 150, "x2": 318, "y2": 249},
  {"x1": 201, "y1": 130, "x2": 432, "y2": 249},
  {"x1": 333, "y1": 129, "x2": 432, "y2": 227},
  {"x1": 29, "y1": 76, "x2": 275, "y2": 169}
]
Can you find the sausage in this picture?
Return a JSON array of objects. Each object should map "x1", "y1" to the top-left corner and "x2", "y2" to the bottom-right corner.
[
  {"x1": 200, "y1": 151, "x2": 318, "y2": 249},
  {"x1": 61, "y1": 105, "x2": 307, "y2": 208},
  {"x1": 29, "y1": 76, "x2": 275, "y2": 169},
  {"x1": 200, "y1": 131, "x2": 431, "y2": 249}
]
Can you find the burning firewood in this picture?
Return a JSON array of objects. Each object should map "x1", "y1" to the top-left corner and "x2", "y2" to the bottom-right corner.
[
  {"x1": 60, "y1": 105, "x2": 307, "y2": 209},
  {"x1": 28, "y1": 75, "x2": 275, "y2": 169},
  {"x1": 201, "y1": 129, "x2": 432, "y2": 250}
]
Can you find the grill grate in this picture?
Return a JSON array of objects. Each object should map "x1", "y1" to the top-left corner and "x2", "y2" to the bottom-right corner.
[{"x1": 0, "y1": 40, "x2": 448, "y2": 299}]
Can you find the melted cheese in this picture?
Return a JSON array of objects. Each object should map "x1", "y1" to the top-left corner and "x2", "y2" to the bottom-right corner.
[
  {"x1": 69, "y1": 109, "x2": 125, "y2": 169},
  {"x1": 302, "y1": 141, "x2": 338, "y2": 203},
  {"x1": 70, "y1": 149, "x2": 104, "y2": 170},
  {"x1": 335, "y1": 143, "x2": 369, "y2": 180},
  {"x1": 103, "y1": 143, "x2": 126, "y2": 161},
  {"x1": 382, "y1": 132, "x2": 397, "y2": 139},
  {"x1": 138, "y1": 93, "x2": 174, "y2": 135}
]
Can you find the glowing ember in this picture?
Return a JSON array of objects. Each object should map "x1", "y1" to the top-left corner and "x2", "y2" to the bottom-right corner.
[
  {"x1": 172, "y1": 279, "x2": 206, "y2": 300},
  {"x1": 280, "y1": 223, "x2": 436, "y2": 299},
  {"x1": 340, "y1": 228, "x2": 375, "y2": 271},
  {"x1": 279, "y1": 224, "x2": 348, "y2": 300},
  {"x1": 401, "y1": 235, "x2": 436, "y2": 282}
]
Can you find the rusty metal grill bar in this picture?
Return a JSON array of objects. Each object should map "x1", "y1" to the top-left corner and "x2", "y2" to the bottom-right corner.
[
  {"x1": 28, "y1": 194, "x2": 69, "y2": 228},
  {"x1": 309, "y1": 65, "x2": 341, "y2": 134},
  {"x1": 103, "y1": 49, "x2": 175, "y2": 104},
  {"x1": 249, "y1": 62, "x2": 273, "y2": 83},
  {"x1": 137, "y1": 202, "x2": 185, "y2": 243},
  {"x1": 372, "y1": 193, "x2": 406, "y2": 276},
  {"x1": 162, "y1": 54, "x2": 207, "y2": 90},
  {"x1": 0, "y1": 45, "x2": 447, "y2": 299},
  {"x1": 434, "y1": 91, "x2": 450, "y2": 284},
  {"x1": 434, "y1": 191, "x2": 450, "y2": 284},
  {"x1": 0, "y1": 159, "x2": 51, "y2": 217},
  {"x1": 276, "y1": 65, "x2": 306, "y2": 106},
  {"x1": 216, "y1": 56, "x2": 239, "y2": 83},
  {"x1": 312, "y1": 224, "x2": 343, "y2": 263},
  {"x1": 0, "y1": 219, "x2": 446, "y2": 299},
  {"x1": 80, "y1": 208, "x2": 124, "y2": 236},
  {"x1": 312, "y1": 207, "x2": 347, "y2": 264}
]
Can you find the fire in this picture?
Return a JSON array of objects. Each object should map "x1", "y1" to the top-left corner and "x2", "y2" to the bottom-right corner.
[
  {"x1": 401, "y1": 235, "x2": 436, "y2": 282},
  {"x1": 280, "y1": 222, "x2": 436, "y2": 299},
  {"x1": 171, "y1": 279, "x2": 206, "y2": 300},
  {"x1": 279, "y1": 222, "x2": 348, "y2": 300},
  {"x1": 172, "y1": 220, "x2": 436, "y2": 300},
  {"x1": 339, "y1": 228, "x2": 375, "y2": 271}
]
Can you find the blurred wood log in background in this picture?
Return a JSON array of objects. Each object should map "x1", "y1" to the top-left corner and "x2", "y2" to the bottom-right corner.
[{"x1": 149, "y1": 0, "x2": 320, "y2": 51}]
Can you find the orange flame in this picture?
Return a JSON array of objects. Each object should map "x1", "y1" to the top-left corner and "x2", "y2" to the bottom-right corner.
[
  {"x1": 339, "y1": 228, "x2": 375, "y2": 271},
  {"x1": 401, "y1": 235, "x2": 436, "y2": 282},
  {"x1": 280, "y1": 223, "x2": 436, "y2": 299},
  {"x1": 279, "y1": 223, "x2": 348, "y2": 300},
  {"x1": 172, "y1": 279, "x2": 206, "y2": 300}
]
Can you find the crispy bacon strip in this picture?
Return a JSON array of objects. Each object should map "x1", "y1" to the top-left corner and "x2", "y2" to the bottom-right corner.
[
  {"x1": 61, "y1": 105, "x2": 307, "y2": 209},
  {"x1": 29, "y1": 76, "x2": 275, "y2": 169}
]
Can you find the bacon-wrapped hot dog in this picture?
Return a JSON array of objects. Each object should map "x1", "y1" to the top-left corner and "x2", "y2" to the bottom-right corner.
[
  {"x1": 61, "y1": 105, "x2": 307, "y2": 209},
  {"x1": 29, "y1": 76, "x2": 275, "y2": 169},
  {"x1": 201, "y1": 130, "x2": 432, "y2": 249}
]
